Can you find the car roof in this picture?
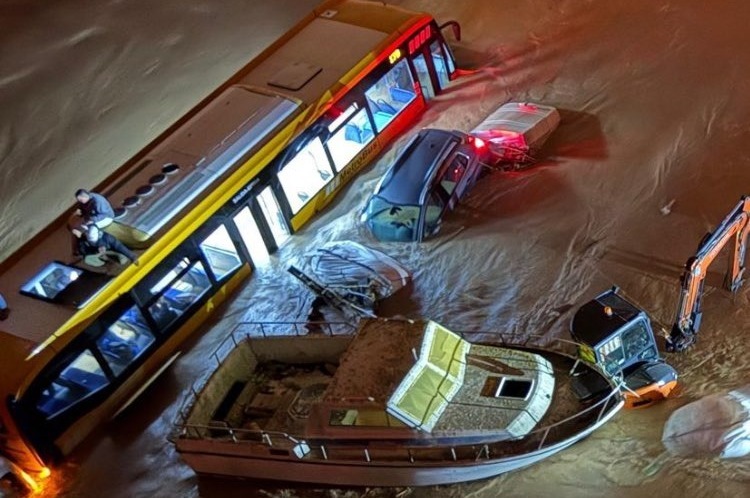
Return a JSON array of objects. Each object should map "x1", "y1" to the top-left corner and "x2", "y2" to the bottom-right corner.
[{"x1": 375, "y1": 128, "x2": 461, "y2": 206}]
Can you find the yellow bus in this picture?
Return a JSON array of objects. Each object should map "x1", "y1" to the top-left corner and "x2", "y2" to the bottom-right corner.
[{"x1": 0, "y1": 0, "x2": 459, "y2": 490}]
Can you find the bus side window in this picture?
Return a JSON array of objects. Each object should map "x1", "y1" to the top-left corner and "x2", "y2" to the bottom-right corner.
[
  {"x1": 146, "y1": 260, "x2": 211, "y2": 330},
  {"x1": 36, "y1": 350, "x2": 110, "y2": 418},
  {"x1": 96, "y1": 306, "x2": 155, "y2": 376},
  {"x1": 200, "y1": 224, "x2": 242, "y2": 280},
  {"x1": 327, "y1": 105, "x2": 373, "y2": 171},
  {"x1": 365, "y1": 58, "x2": 416, "y2": 133},
  {"x1": 277, "y1": 136, "x2": 335, "y2": 214}
]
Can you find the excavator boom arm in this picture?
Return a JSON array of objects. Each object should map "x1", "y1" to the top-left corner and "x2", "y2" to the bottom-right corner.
[{"x1": 668, "y1": 195, "x2": 750, "y2": 352}]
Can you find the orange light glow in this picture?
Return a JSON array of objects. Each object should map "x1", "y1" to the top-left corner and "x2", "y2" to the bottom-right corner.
[
  {"x1": 388, "y1": 48, "x2": 402, "y2": 64},
  {"x1": 18, "y1": 468, "x2": 42, "y2": 493}
]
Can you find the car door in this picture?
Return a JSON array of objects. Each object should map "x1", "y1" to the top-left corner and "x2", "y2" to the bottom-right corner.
[
  {"x1": 439, "y1": 152, "x2": 472, "y2": 208},
  {"x1": 420, "y1": 190, "x2": 447, "y2": 240}
]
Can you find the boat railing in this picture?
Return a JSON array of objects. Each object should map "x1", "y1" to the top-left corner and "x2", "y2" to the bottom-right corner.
[
  {"x1": 175, "y1": 368, "x2": 622, "y2": 464},
  {"x1": 527, "y1": 380, "x2": 623, "y2": 448},
  {"x1": 230, "y1": 320, "x2": 358, "y2": 338},
  {"x1": 173, "y1": 320, "x2": 358, "y2": 428},
  {"x1": 175, "y1": 379, "x2": 622, "y2": 464}
]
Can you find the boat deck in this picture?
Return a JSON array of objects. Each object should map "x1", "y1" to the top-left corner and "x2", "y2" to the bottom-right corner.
[
  {"x1": 201, "y1": 343, "x2": 597, "y2": 448},
  {"x1": 238, "y1": 362, "x2": 336, "y2": 436}
]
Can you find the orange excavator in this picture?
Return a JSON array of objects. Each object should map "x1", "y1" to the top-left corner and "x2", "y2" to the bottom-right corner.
[
  {"x1": 571, "y1": 287, "x2": 679, "y2": 409},
  {"x1": 667, "y1": 195, "x2": 750, "y2": 352},
  {"x1": 569, "y1": 196, "x2": 750, "y2": 407}
]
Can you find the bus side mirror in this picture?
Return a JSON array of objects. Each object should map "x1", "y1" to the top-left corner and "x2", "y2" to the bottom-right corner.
[{"x1": 438, "y1": 21, "x2": 461, "y2": 42}]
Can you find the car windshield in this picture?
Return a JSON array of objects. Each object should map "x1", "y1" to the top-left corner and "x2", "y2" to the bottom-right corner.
[{"x1": 364, "y1": 195, "x2": 421, "y2": 242}]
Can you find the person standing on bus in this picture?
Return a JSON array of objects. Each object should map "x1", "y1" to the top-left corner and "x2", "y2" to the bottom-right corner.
[{"x1": 74, "y1": 188, "x2": 115, "y2": 229}]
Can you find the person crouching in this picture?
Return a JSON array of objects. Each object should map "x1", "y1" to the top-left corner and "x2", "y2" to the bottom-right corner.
[{"x1": 83, "y1": 225, "x2": 138, "y2": 266}]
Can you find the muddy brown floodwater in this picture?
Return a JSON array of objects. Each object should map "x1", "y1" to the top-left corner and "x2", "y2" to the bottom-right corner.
[{"x1": 1, "y1": 1, "x2": 749, "y2": 497}]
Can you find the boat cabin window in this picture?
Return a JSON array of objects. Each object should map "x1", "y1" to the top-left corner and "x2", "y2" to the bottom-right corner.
[
  {"x1": 482, "y1": 376, "x2": 533, "y2": 400},
  {"x1": 36, "y1": 349, "x2": 110, "y2": 418},
  {"x1": 199, "y1": 224, "x2": 242, "y2": 280},
  {"x1": 364, "y1": 58, "x2": 416, "y2": 133},
  {"x1": 95, "y1": 305, "x2": 155, "y2": 376}
]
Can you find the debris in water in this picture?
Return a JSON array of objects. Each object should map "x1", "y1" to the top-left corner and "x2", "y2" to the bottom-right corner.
[
  {"x1": 660, "y1": 199, "x2": 676, "y2": 215},
  {"x1": 642, "y1": 451, "x2": 669, "y2": 476}
]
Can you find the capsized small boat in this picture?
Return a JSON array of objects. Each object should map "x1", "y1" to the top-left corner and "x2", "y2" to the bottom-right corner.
[
  {"x1": 288, "y1": 240, "x2": 411, "y2": 316},
  {"x1": 171, "y1": 319, "x2": 623, "y2": 486}
]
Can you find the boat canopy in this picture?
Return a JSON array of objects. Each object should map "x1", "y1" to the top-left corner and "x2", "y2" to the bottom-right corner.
[
  {"x1": 386, "y1": 321, "x2": 469, "y2": 432},
  {"x1": 386, "y1": 320, "x2": 556, "y2": 437}
]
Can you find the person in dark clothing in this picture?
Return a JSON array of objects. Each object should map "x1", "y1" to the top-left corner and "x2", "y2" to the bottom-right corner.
[
  {"x1": 305, "y1": 296, "x2": 328, "y2": 334},
  {"x1": 70, "y1": 225, "x2": 96, "y2": 258},
  {"x1": 75, "y1": 188, "x2": 115, "y2": 228},
  {"x1": 86, "y1": 225, "x2": 139, "y2": 264}
]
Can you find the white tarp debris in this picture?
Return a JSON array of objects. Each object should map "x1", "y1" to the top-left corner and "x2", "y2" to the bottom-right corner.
[{"x1": 662, "y1": 385, "x2": 750, "y2": 459}]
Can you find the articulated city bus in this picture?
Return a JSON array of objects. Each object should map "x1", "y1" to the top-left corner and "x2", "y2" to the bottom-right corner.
[{"x1": 0, "y1": 0, "x2": 459, "y2": 491}]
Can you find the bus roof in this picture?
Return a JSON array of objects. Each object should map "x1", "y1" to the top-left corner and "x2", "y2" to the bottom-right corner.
[{"x1": 0, "y1": 0, "x2": 430, "y2": 348}]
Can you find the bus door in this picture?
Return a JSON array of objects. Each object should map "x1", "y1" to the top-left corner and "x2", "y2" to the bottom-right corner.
[
  {"x1": 256, "y1": 186, "x2": 290, "y2": 249},
  {"x1": 412, "y1": 53, "x2": 436, "y2": 100},
  {"x1": 231, "y1": 206, "x2": 271, "y2": 267},
  {"x1": 430, "y1": 40, "x2": 452, "y2": 88},
  {"x1": 411, "y1": 38, "x2": 455, "y2": 99}
]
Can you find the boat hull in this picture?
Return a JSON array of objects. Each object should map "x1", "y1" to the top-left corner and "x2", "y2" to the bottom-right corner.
[
  {"x1": 177, "y1": 401, "x2": 620, "y2": 487},
  {"x1": 173, "y1": 322, "x2": 624, "y2": 487}
]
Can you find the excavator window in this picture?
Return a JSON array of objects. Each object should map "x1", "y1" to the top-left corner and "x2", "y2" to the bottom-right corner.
[
  {"x1": 597, "y1": 335, "x2": 626, "y2": 375},
  {"x1": 622, "y1": 322, "x2": 653, "y2": 360}
]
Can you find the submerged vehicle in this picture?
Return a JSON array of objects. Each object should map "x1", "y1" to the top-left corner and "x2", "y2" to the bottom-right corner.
[
  {"x1": 172, "y1": 319, "x2": 623, "y2": 486},
  {"x1": 571, "y1": 288, "x2": 678, "y2": 409},
  {"x1": 288, "y1": 240, "x2": 411, "y2": 316},
  {"x1": 361, "y1": 128, "x2": 488, "y2": 242},
  {"x1": 470, "y1": 102, "x2": 560, "y2": 167}
]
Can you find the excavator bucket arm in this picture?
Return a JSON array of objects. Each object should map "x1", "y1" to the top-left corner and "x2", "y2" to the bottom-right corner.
[{"x1": 667, "y1": 195, "x2": 750, "y2": 352}]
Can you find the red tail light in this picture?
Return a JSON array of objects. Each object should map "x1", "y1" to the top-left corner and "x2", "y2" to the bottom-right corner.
[{"x1": 470, "y1": 136, "x2": 486, "y2": 149}]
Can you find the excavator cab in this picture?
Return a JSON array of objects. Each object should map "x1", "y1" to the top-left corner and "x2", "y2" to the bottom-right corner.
[{"x1": 570, "y1": 288, "x2": 678, "y2": 409}]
